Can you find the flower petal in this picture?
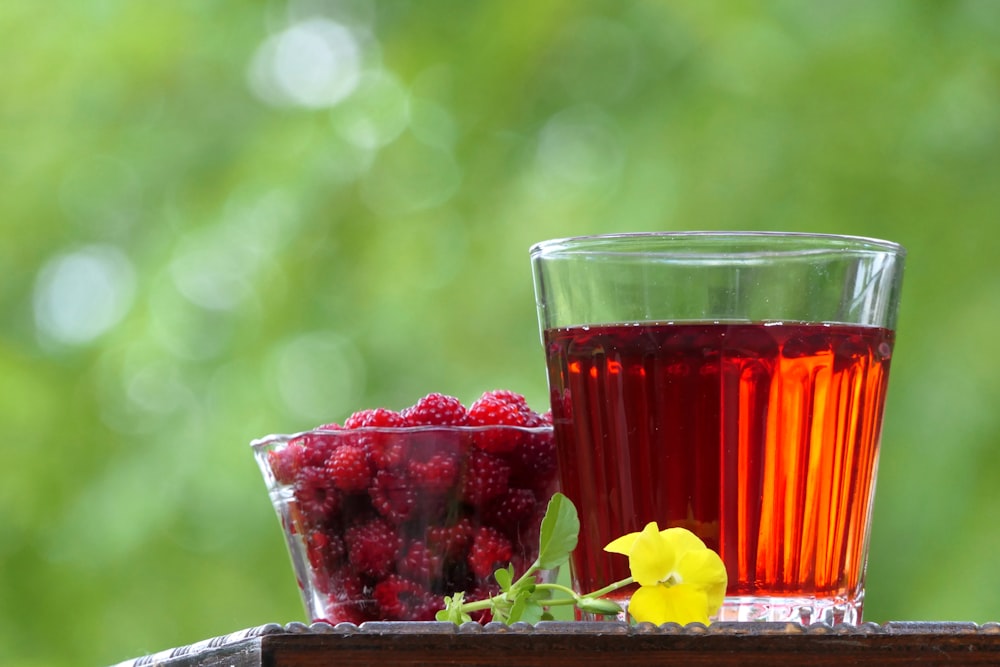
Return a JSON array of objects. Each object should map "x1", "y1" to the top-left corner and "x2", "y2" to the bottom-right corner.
[
  {"x1": 628, "y1": 583, "x2": 710, "y2": 626},
  {"x1": 675, "y1": 548, "x2": 728, "y2": 613},
  {"x1": 628, "y1": 522, "x2": 677, "y2": 587},
  {"x1": 604, "y1": 530, "x2": 642, "y2": 556},
  {"x1": 660, "y1": 527, "x2": 708, "y2": 557}
]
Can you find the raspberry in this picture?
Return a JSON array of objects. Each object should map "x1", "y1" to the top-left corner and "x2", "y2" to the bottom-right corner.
[
  {"x1": 316, "y1": 422, "x2": 343, "y2": 431},
  {"x1": 402, "y1": 392, "x2": 467, "y2": 426},
  {"x1": 468, "y1": 390, "x2": 539, "y2": 453},
  {"x1": 344, "y1": 407, "x2": 406, "y2": 429},
  {"x1": 408, "y1": 452, "x2": 459, "y2": 493},
  {"x1": 468, "y1": 392, "x2": 529, "y2": 427},
  {"x1": 398, "y1": 540, "x2": 444, "y2": 584},
  {"x1": 477, "y1": 389, "x2": 530, "y2": 414},
  {"x1": 325, "y1": 443, "x2": 372, "y2": 492},
  {"x1": 294, "y1": 465, "x2": 340, "y2": 523},
  {"x1": 427, "y1": 517, "x2": 473, "y2": 560},
  {"x1": 507, "y1": 430, "x2": 558, "y2": 494},
  {"x1": 327, "y1": 566, "x2": 369, "y2": 602},
  {"x1": 460, "y1": 449, "x2": 511, "y2": 506},
  {"x1": 525, "y1": 409, "x2": 552, "y2": 427},
  {"x1": 369, "y1": 434, "x2": 409, "y2": 471},
  {"x1": 369, "y1": 469, "x2": 417, "y2": 523},
  {"x1": 406, "y1": 428, "x2": 465, "y2": 462},
  {"x1": 372, "y1": 575, "x2": 439, "y2": 621},
  {"x1": 267, "y1": 442, "x2": 308, "y2": 485},
  {"x1": 344, "y1": 408, "x2": 408, "y2": 469},
  {"x1": 306, "y1": 529, "x2": 347, "y2": 583},
  {"x1": 292, "y1": 431, "x2": 341, "y2": 468},
  {"x1": 323, "y1": 569, "x2": 376, "y2": 624},
  {"x1": 486, "y1": 488, "x2": 538, "y2": 537},
  {"x1": 467, "y1": 526, "x2": 513, "y2": 579},
  {"x1": 321, "y1": 602, "x2": 370, "y2": 626},
  {"x1": 345, "y1": 518, "x2": 402, "y2": 578}
]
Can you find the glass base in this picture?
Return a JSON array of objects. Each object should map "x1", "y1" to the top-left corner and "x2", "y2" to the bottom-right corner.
[
  {"x1": 577, "y1": 593, "x2": 863, "y2": 625},
  {"x1": 715, "y1": 594, "x2": 863, "y2": 625}
]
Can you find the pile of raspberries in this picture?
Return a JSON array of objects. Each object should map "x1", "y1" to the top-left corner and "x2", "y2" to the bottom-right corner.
[{"x1": 263, "y1": 390, "x2": 558, "y2": 623}]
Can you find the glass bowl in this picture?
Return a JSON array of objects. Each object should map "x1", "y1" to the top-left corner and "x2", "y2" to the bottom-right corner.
[{"x1": 252, "y1": 424, "x2": 558, "y2": 623}]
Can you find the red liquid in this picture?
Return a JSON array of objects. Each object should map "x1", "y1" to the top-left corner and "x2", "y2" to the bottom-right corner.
[{"x1": 544, "y1": 322, "x2": 893, "y2": 602}]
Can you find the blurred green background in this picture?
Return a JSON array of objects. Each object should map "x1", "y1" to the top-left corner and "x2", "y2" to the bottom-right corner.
[{"x1": 3, "y1": 1, "x2": 1000, "y2": 664}]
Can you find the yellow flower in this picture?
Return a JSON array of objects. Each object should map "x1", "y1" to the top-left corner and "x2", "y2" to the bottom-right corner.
[{"x1": 605, "y1": 522, "x2": 727, "y2": 626}]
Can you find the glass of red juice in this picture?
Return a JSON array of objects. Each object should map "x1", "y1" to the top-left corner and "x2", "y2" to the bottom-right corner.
[{"x1": 529, "y1": 232, "x2": 905, "y2": 624}]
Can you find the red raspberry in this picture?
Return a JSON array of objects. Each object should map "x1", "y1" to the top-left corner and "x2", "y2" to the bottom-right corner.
[
  {"x1": 327, "y1": 566, "x2": 369, "y2": 603},
  {"x1": 294, "y1": 466, "x2": 340, "y2": 523},
  {"x1": 468, "y1": 389, "x2": 531, "y2": 454},
  {"x1": 344, "y1": 408, "x2": 409, "y2": 469},
  {"x1": 316, "y1": 421, "x2": 343, "y2": 430},
  {"x1": 344, "y1": 407, "x2": 406, "y2": 429},
  {"x1": 306, "y1": 529, "x2": 347, "y2": 591},
  {"x1": 398, "y1": 540, "x2": 444, "y2": 584},
  {"x1": 468, "y1": 392, "x2": 530, "y2": 426},
  {"x1": 525, "y1": 409, "x2": 552, "y2": 427},
  {"x1": 467, "y1": 394, "x2": 527, "y2": 453},
  {"x1": 467, "y1": 526, "x2": 513, "y2": 579},
  {"x1": 267, "y1": 442, "x2": 309, "y2": 485},
  {"x1": 485, "y1": 488, "x2": 538, "y2": 537},
  {"x1": 402, "y1": 393, "x2": 467, "y2": 426},
  {"x1": 321, "y1": 602, "x2": 370, "y2": 626},
  {"x1": 372, "y1": 575, "x2": 439, "y2": 621},
  {"x1": 408, "y1": 452, "x2": 459, "y2": 493},
  {"x1": 345, "y1": 518, "x2": 402, "y2": 578},
  {"x1": 292, "y1": 431, "x2": 341, "y2": 467},
  {"x1": 369, "y1": 469, "x2": 417, "y2": 523},
  {"x1": 477, "y1": 389, "x2": 530, "y2": 413},
  {"x1": 323, "y1": 569, "x2": 376, "y2": 624},
  {"x1": 406, "y1": 428, "x2": 465, "y2": 462},
  {"x1": 427, "y1": 517, "x2": 473, "y2": 560},
  {"x1": 507, "y1": 430, "x2": 558, "y2": 494},
  {"x1": 369, "y1": 433, "x2": 410, "y2": 470},
  {"x1": 326, "y1": 444, "x2": 372, "y2": 492},
  {"x1": 461, "y1": 449, "x2": 511, "y2": 506}
]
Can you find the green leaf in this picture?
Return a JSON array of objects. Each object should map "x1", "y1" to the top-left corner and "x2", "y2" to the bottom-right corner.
[
  {"x1": 536, "y1": 492, "x2": 580, "y2": 570},
  {"x1": 513, "y1": 599, "x2": 546, "y2": 624},
  {"x1": 494, "y1": 565, "x2": 513, "y2": 592},
  {"x1": 506, "y1": 596, "x2": 526, "y2": 624},
  {"x1": 436, "y1": 593, "x2": 473, "y2": 625},
  {"x1": 490, "y1": 595, "x2": 511, "y2": 624}
]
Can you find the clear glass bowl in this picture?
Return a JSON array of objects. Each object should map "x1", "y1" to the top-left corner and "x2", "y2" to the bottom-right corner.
[{"x1": 252, "y1": 425, "x2": 558, "y2": 623}]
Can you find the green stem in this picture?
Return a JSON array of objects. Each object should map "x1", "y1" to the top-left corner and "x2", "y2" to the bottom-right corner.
[
  {"x1": 459, "y1": 598, "x2": 498, "y2": 613},
  {"x1": 456, "y1": 575, "x2": 638, "y2": 615},
  {"x1": 532, "y1": 582, "x2": 583, "y2": 604},
  {"x1": 583, "y1": 576, "x2": 635, "y2": 600}
]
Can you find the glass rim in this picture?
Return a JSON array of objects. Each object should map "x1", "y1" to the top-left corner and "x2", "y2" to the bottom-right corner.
[
  {"x1": 529, "y1": 231, "x2": 906, "y2": 259},
  {"x1": 250, "y1": 424, "x2": 554, "y2": 450}
]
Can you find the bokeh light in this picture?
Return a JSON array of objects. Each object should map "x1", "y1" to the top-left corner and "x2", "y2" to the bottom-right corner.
[{"x1": 33, "y1": 245, "x2": 136, "y2": 347}]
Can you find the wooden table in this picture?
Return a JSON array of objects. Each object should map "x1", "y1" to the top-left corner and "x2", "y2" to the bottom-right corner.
[{"x1": 111, "y1": 620, "x2": 1000, "y2": 666}]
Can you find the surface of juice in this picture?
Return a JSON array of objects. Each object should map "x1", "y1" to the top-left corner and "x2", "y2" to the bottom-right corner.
[{"x1": 543, "y1": 321, "x2": 894, "y2": 604}]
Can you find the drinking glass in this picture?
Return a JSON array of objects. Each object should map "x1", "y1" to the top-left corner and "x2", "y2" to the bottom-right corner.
[{"x1": 530, "y1": 231, "x2": 905, "y2": 624}]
